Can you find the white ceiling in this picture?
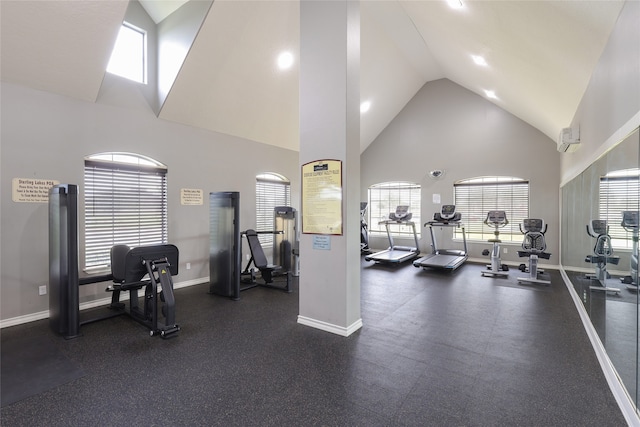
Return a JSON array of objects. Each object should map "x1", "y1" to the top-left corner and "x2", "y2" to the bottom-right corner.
[{"x1": 0, "y1": 1, "x2": 625, "y2": 153}]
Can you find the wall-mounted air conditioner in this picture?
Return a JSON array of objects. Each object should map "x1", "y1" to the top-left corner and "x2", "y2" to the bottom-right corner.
[{"x1": 557, "y1": 126, "x2": 580, "y2": 152}]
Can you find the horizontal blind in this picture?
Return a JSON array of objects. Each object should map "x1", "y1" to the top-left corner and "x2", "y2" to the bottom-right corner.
[
  {"x1": 256, "y1": 176, "x2": 290, "y2": 247},
  {"x1": 368, "y1": 182, "x2": 421, "y2": 237},
  {"x1": 454, "y1": 177, "x2": 529, "y2": 242},
  {"x1": 599, "y1": 176, "x2": 639, "y2": 249},
  {"x1": 84, "y1": 161, "x2": 167, "y2": 269}
]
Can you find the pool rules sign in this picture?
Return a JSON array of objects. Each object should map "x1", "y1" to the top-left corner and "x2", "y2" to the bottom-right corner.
[{"x1": 301, "y1": 159, "x2": 342, "y2": 235}]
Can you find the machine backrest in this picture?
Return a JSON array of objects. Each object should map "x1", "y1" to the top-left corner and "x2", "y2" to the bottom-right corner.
[
  {"x1": 245, "y1": 229, "x2": 269, "y2": 268},
  {"x1": 110, "y1": 244, "x2": 130, "y2": 283},
  {"x1": 520, "y1": 219, "x2": 546, "y2": 252},
  {"x1": 123, "y1": 244, "x2": 179, "y2": 283}
]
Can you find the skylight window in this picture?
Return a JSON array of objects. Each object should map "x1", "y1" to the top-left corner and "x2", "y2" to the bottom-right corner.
[{"x1": 107, "y1": 22, "x2": 147, "y2": 84}]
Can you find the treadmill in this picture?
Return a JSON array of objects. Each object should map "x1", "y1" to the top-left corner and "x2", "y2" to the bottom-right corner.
[
  {"x1": 413, "y1": 205, "x2": 468, "y2": 271},
  {"x1": 364, "y1": 205, "x2": 420, "y2": 264}
]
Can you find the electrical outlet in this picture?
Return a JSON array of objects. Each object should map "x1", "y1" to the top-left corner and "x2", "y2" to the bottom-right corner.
[
  {"x1": 39, "y1": 285, "x2": 47, "y2": 296},
  {"x1": 503, "y1": 247, "x2": 508, "y2": 254},
  {"x1": 186, "y1": 262, "x2": 191, "y2": 270}
]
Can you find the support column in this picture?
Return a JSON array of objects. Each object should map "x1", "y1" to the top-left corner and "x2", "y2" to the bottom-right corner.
[{"x1": 298, "y1": 0, "x2": 362, "y2": 336}]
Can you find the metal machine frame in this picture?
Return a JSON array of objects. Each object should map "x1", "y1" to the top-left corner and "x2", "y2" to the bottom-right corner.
[
  {"x1": 365, "y1": 205, "x2": 420, "y2": 265},
  {"x1": 413, "y1": 205, "x2": 468, "y2": 271}
]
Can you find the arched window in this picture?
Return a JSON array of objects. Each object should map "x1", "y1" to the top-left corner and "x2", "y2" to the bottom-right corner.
[
  {"x1": 368, "y1": 181, "x2": 421, "y2": 237},
  {"x1": 454, "y1": 176, "x2": 529, "y2": 242},
  {"x1": 256, "y1": 172, "x2": 291, "y2": 246},
  {"x1": 84, "y1": 152, "x2": 168, "y2": 270}
]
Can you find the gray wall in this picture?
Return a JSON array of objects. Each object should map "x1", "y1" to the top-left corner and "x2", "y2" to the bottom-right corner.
[
  {"x1": 561, "y1": 0, "x2": 640, "y2": 185},
  {"x1": 0, "y1": 80, "x2": 298, "y2": 322},
  {"x1": 361, "y1": 78, "x2": 561, "y2": 263}
]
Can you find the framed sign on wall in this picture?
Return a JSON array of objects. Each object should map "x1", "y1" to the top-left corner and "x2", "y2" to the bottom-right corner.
[{"x1": 301, "y1": 159, "x2": 343, "y2": 235}]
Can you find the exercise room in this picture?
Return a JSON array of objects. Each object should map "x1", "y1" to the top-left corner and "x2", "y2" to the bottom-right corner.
[{"x1": 1, "y1": 1, "x2": 639, "y2": 425}]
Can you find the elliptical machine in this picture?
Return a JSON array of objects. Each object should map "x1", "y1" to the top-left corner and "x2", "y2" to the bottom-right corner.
[
  {"x1": 360, "y1": 202, "x2": 371, "y2": 254},
  {"x1": 620, "y1": 210, "x2": 639, "y2": 289},
  {"x1": 481, "y1": 210, "x2": 509, "y2": 277},
  {"x1": 585, "y1": 219, "x2": 620, "y2": 294},
  {"x1": 516, "y1": 218, "x2": 551, "y2": 285}
]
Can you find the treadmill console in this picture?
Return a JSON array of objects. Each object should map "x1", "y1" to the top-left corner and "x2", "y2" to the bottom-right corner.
[
  {"x1": 389, "y1": 205, "x2": 412, "y2": 222},
  {"x1": 441, "y1": 205, "x2": 455, "y2": 219},
  {"x1": 432, "y1": 205, "x2": 461, "y2": 223}
]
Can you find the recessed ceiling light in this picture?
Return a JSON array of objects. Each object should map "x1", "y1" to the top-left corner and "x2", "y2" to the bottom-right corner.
[
  {"x1": 447, "y1": 0, "x2": 464, "y2": 9},
  {"x1": 472, "y1": 55, "x2": 487, "y2": 66},
  {"x1": 277, "y1": 51, "x2": 294, "y2": 70},
  {"x1": 360, "y1": 101, "x2": 371, "y2": 113},
  {"x1": 484, "y1": 90, "x2": 497, "y2": 99}
]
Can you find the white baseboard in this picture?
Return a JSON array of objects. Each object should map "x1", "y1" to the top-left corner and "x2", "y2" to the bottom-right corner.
[
  {"x1": 297, "y1": 315, "x2": 363, "y2": 337},
  {"x1": 0, "y1": 277, "x2": 208, "y2": 329},
  {"x1": 560, "y1": 267, "x2": 640, "y2": 425}
]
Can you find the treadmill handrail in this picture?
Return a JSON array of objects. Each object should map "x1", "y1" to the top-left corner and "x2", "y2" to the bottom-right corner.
[
  {"x1": 425, "y1": 221, "x2": 464, "y2": 227},
  {"x1": 378, "y1": 219, "x2": 416, "y2": 226}
]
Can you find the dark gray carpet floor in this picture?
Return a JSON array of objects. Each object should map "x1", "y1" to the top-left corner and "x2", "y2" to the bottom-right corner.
[{"x1": 0, "y1": 260, "x2": 629, "y2": 426}]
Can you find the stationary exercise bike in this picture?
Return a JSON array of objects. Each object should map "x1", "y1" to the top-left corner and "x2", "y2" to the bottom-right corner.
[
  {"x1": 620, "y1": 210, "x2": 639, "y2": 289},
  {"x1": 585, "y1": 219, "x2": 620, "y2": 294},
  {"x1": 516, "y1": 218, "x2": 551, "y2": 285},
  {"x1": 481, "y1": 210, "x2": 509, "y2": 277}
]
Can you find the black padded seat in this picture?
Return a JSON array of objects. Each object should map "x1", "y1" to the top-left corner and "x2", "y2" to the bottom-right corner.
[
  {"x1": 245, "y1": 229, "x2": 282, "y2": 283},
  {"x1": 110, "y1": 244, "x2": 130, "y2": 284}
]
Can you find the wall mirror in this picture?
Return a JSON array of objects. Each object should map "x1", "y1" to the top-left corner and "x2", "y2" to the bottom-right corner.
[{"x1": 561, "y1": 127, "x2": 639, "y2": 409}]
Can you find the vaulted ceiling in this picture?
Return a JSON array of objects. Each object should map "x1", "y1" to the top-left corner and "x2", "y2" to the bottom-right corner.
[{"x1": 0, "y1": 1, "x2": 625, "y2": 153}]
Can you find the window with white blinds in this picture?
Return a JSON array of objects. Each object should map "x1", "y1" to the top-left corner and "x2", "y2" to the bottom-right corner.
[
  {"x1": 368, "y1": 182, "x2": 421, "y2": 237},
  {"x1": 599, "y1": 169, "x2": 640, "y2": 249},
  {"x1": 84, "y1": 153, "x2": 168, "y2": 270},
  {"x1": 256, "y1": 173, "x2": 291, "y2": 247},
  {"x1": 454, "y1": 176, "x2": 529, "y2": 242}
]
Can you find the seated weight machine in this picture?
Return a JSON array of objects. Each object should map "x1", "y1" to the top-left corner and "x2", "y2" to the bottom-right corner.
[
  {"x1": 241, "y1": 229, "x2": 291, "y2": 292},
  {"x1": 516, "y1": 218, "x2": 551, "y2": 285},
  {"x1": 108, "y1": 244, "x2": 181, "y2": 338},
  {"x1": 481, "y1": 210, "x2": 510, "y2": 277},
  {"x1": 585, "y1": 219, "x2": 620, "y2": 294}
]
